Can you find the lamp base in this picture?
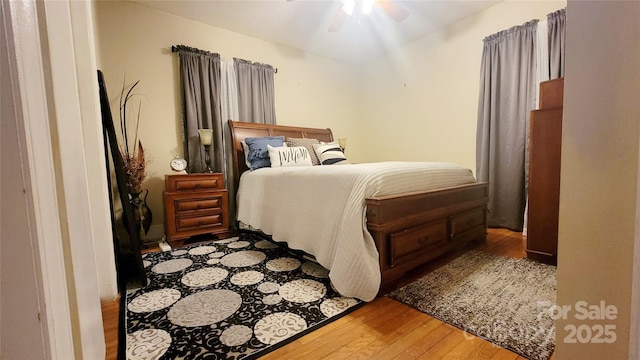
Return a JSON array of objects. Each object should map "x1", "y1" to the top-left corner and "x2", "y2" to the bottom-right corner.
[{"x1": 203, "y1": 144, "x2": 214, "y2": 173}]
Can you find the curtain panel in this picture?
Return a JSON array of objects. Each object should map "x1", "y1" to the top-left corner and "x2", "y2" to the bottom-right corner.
[
  {"x1": 476, "y1": 20, "x2": 538, "y2": 231},
  {"x1": 229, "y1": 58, "x2": 277, "y2": 225},
  {"x1": 220, "y1": 58, "x2": 240, "y2": 226},
  {"x1": 177, "y1": 49, "x2": 224, "y2": 174},
  {"x1": 175, "y1": 47, "x2": 278, "y2": 227},
  {"x1": 548, "y1": 8, "x2": 566, "y2": 79},
  {"x1": 234, "y1": 58, "x2": 277, "y2": 125}
]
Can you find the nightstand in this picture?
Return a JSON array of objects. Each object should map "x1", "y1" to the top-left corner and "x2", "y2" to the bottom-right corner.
[{"x1": 163, "y1": 173, "x2": 231, "y2": 245}]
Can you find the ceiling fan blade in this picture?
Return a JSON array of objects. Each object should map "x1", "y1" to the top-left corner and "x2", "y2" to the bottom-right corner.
[
  {"x1": 328, "y1": 7, "x2": 349, "y2": 32},
  {"x1": 376, "y1": 0, "x2": 409, "y2": 22}
]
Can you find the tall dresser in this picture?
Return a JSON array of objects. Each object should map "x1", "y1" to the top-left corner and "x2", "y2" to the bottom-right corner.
[{"x1": 526, "y1": 77, "x2": 564, "y2": 265}]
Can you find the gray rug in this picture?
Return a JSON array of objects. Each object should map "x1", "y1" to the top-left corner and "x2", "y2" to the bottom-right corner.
[{"x1": 388, "y1": 250, "x2": 556, "y2": 360}]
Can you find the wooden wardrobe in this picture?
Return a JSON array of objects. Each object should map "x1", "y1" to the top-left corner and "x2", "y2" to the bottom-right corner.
[{"x1": 526, "y1": 77, "x2": 564, "y2": 265}]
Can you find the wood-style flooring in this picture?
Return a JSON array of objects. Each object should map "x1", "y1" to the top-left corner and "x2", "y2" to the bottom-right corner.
[{"x1": 102, "y1": 228, "x2": 552, "y2": 359}]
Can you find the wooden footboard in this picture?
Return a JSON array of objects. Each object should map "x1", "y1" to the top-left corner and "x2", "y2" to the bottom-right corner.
[{"x1": 366, "y1": 182, "x2": 489, "y2": 295}]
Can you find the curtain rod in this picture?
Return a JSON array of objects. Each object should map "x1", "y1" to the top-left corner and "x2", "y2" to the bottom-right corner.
[
  {"x1": 171, "y1": 44, "x2": 219, "y2": 57},
  {"x1": 170, "y1": 44, "x2": 278, "y2": 74},
  {"x1": 234, "y1": 57, "x2": 278, "y2": 74}
]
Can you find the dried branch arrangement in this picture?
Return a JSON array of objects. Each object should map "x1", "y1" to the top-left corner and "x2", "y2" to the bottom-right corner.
[{"x1": 118, "y1": 77, "x2": 147, "y2": 194}]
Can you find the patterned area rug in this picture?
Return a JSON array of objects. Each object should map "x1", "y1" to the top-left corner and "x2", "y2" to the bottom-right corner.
[
  {"x1": 126, "y1": 232, "x2": 362, "y2": 359},
  {"x1": 389, "y1": 250, "x2": 556, "y2": 360}
]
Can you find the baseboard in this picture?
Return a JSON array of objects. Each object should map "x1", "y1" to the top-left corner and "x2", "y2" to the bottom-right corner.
[
  {"x1": 144, "y1": 224, "x2": 165, "y2": 243},
  {"x1": 525, "y1": 249, "x2": 557, "y2": 265}
]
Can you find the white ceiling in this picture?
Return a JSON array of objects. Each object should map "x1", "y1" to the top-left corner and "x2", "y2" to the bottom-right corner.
[{"x1": 132, "y1": 0, "x2": 502, "y2": 65}]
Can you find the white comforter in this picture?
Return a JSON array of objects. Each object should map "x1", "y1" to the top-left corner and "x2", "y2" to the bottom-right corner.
[{"x1": 236, "y1": 161, "x2": 476, "y2": 301}]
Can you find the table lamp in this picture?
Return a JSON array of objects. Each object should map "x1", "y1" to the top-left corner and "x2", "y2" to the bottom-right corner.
[
  {"x1": 198, "y1": 128, "x2": 214, "y2": 173},
  {"x1": 338, "y1": 138, "x2": 347, "y2": 152}
]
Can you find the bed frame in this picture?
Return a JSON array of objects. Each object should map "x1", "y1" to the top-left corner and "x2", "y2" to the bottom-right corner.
[{"x1": 228, "y1": 120, "x2": 488, "y2": 295}]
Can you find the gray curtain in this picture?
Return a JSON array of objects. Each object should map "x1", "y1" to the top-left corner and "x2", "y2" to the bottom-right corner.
[
  {"x1": 234, "y1": 58, "x2": 277, "y2": 124},
  {"x1": 548, "y1": 8, "x2": 566, "y2": 79},
  {"x1": 476, "y1": 20, "x2": 538, "y2": 231},
  {"x1": 177, "y1": 48, "x2": 224, "y2": 173}
]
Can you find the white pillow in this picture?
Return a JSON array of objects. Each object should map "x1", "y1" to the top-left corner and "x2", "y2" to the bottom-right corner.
[
  {"x1": 313, "y1": 143, "x2": 349, "y2": 165},
  {"x1": 267, "y1": 144, "x2": 313, "y2": 167}
]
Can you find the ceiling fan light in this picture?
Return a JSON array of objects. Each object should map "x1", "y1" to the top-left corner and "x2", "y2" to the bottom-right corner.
[
  {"x1": 341, "y1": 0, "x2": 356, "y2": 16},
  {"x1": 361, "y1": 0, "x2": 375, "y2": 15}
]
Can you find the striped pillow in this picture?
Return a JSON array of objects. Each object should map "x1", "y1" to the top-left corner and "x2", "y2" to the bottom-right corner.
[{"x1": 312, "y1": 143, "x2": 350, "y2": 165}]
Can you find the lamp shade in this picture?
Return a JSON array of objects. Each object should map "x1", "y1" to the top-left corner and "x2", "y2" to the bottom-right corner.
[
  {"x1": 337, "y1": 138, "x2": 347, "y2": 150},
  {"x1": 198, "y1": 129, "x2": 214, "y2": 146}
]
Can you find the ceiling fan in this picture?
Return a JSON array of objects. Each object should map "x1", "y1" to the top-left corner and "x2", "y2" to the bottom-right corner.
[
  {"x1": 328, "y1": 0, "x2": 409, "y2": 32},
  {"x1": 288, "y1": 0, "x2": 409, "y2": 32}
]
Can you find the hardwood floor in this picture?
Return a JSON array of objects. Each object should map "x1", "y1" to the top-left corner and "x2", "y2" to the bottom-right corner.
[
  {"x1": 101, "y1": 296, "x2": 120, "y2": 359},
  {"x1": 102, "y1": 228, "x2": 547, "y2": 359}
]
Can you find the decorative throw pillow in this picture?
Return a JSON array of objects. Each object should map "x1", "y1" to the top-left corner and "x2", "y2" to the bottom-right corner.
[
  {"x1": 244, "y1": 136, "x2": 285, "y2": 170},
  {"x1": 242, "y1": 140, "x2": 288, "y2": 168},
  {"x1": 286, "y1": 138, "x2": 321, "y2": 165},
  {"x1": 313, "y1": 143, "x2": 350, "y2": 165},
  {"x1": 267, "y1": 145, "x2": 313, "y2": 167},
  {"x1": 242, "y1": 140, "x2": 287, "y2": 168}
]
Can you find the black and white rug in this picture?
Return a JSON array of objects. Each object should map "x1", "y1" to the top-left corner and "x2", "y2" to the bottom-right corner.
[
  {"x1": 125, "y1": 232, "x2": 362, "y2": 359},
  {"x1": 388, "y1": 250, "x2": 556, "y2": 360}
]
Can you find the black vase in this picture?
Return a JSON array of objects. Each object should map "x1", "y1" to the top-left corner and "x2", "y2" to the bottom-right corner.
[{"x1": 123, "y1": 189, "x2": 153, "y2": 238}]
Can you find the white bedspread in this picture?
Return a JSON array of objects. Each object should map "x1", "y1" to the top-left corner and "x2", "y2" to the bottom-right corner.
[{"x1": 236, "y1": 162, "x2": 476, "y2": 301}]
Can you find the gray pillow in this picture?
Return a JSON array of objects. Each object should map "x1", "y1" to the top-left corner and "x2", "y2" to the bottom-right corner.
[{"x1": 286, "y1": 137, "x2": 321, "y2": 165}]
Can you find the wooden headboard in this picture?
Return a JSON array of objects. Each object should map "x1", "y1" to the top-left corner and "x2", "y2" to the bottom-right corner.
[{"x1": 227, "y1": 120, "x2": 334, "y2": 191}]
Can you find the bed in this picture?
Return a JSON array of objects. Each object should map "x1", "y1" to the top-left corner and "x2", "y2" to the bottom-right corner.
[{"x1": 228, "y1": 120, "x2": 488, "y2": 301}]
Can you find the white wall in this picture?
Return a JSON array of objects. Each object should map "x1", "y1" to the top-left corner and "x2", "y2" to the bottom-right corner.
[
  {"x1": 2, "y1": 0, "x2": 107, "y2": 357},
  {"x1": 1, "y1": 3, "x2": 49, "y2": 357},
  {"x1": 556, "y1": 1, "x2": 640, "y2": 358},
  {"x1": 359, "y1": 0, "x2": 565, "y2": 172},
  {"x1": 42, "y1": 0, "x2": 109, "y2": 357},
  {"x1": 93, "y1": 1, "x2": 363, "y2": 238}
]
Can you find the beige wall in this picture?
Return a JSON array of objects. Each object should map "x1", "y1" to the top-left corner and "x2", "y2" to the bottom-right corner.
[
  {"x1": 359, "y1": 0, "x2": 565, "y2": 172},
  {"x1": 94, "y1": 1, "x2": 362, "y2": 236},
  {"x1": 556, "y1": 1, "x2": 640, "y2": 358}
]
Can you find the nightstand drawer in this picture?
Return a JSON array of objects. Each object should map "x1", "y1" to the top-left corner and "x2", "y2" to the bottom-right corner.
[
  {"x1": 175, "y1": 197, "x2": 223, "y2": 212},
  {"x1": 176, "y1": 214, "x2": 224, "y2": 231},
  {"x1": 166, "y1": 173, "x2": 224, "y2": 192}
]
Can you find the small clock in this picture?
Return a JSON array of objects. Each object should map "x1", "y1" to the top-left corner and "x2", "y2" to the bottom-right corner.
[{"x1": 170, "y1": 155, "x2": 187, "y2": 173}]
